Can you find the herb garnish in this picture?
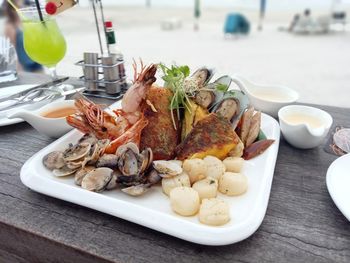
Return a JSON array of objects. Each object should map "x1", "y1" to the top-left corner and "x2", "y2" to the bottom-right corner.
[{"x1": 159, "y1": 63, "x2": 192, "y2": 130}]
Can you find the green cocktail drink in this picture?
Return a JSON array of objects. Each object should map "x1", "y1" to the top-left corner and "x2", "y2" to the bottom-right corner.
[{"x1": 22, "y1": 18, "x2": 66, "y2": 68}]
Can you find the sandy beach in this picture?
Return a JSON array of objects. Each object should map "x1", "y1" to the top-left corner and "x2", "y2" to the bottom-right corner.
[{"x1": 56, "y1": 6, "x2": 350, "y2": 108}]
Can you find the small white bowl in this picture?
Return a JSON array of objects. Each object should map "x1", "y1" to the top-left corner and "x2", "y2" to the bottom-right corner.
[
  {"x1": 8, "y1": 100, "x2": 76, "y2": 138},
  {"x1": 231, "y1": 75, "x2": 299, "y2": 118},
  {"x1": 278, "y1": 105, "x2": 333, "y2": 149}
]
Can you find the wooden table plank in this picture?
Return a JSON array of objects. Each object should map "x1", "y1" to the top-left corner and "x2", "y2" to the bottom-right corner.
[{"x1": 0, "y1": 73, "x2": 349, "y2": 263}]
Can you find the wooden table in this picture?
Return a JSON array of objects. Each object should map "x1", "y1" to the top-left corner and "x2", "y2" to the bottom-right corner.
[{"x1": 0, "y1": 73, "x2": 349, "y2": 263}]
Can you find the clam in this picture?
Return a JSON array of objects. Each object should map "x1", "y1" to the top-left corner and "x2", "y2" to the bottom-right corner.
[
  {"x1": 117, "y1": 174, "x2": 145, "y2": 186},
  {"x1": 121, "y1": 184, "x2": 151, "y2": 196},
  {"x1": 118, "y1": 148, "x2": 139, "y2": 176},
  {"x1": 78, "y1": 133, "x2": 98, "y2": 145},
  {"x1": 153, "y1": 160, "x2": 182, "y2": 178},
  {"x1": 105, "y1": 171, "x2": 121, "y2": 190},
  {"x1": 75, "y1": 166, "x2": 95, "y2": 186},
  {"x1": 43, "y1": 151, "x2": 66, "y2": 170},
  {"x1": 139, "y1": 148, "x2": 153, "y2": 174},
  {"x1": 96, "y1": 154, "x2": 119, "y2": 169},
  {"x1": 66, "y1": 159, "x2": 84, "y2": 170},
  {"x1": 53, "y1": 165, "x2": 78, "y2": 177},
  {"x1": 64, "y1": 142, "x2": 91, "y2": 162},
  {"x1": 81, "y1": 167, "x2": 113, "y2": 192},
  {"x1": 146, "y1": 169, "x2": 162, "y2": 185},
  {"x1": 116, "y1": 143, "x2": 144, "y2": 176}
]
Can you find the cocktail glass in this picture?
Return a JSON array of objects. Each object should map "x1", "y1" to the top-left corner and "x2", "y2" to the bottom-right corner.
[{"x1": 20, "y1": 7, "x2": 66, "y2": 80}]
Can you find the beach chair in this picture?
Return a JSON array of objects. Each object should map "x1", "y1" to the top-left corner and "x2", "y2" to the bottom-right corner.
[{"x1": 224, "y1": 13, "x2": 250, "y2": 36}]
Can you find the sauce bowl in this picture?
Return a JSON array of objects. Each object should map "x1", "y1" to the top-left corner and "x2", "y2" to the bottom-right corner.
[
  {"x1": 278, "y1": 105, "x2": 333, "y2": 149},
  {"x1": 8, "y1": 100, "x2": 75, "y2": 138},
  {"x1": 231, "y1": 75, "x2": 299, "y2": 118}
]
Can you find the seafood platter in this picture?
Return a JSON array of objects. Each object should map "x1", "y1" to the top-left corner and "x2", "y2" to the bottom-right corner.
[{"x1": 21, "y1": 61, "x2": 280, "y2": 245}]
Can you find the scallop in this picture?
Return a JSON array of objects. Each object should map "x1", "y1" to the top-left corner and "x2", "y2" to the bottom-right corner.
[
  {"x1": 43, "y1": 151, "x2": 66, "y2": 170},
  {"x1": 153, "y1": 160, "x2": 183, "y2": 178},
  {"x1": 81, "y1": 167, "x2": 113, "y2": 192}
]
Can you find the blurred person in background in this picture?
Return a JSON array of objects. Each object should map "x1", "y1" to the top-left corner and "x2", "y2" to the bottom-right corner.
[{"x1": 1, "y1": 0, "x2": 43, "y2": 72}]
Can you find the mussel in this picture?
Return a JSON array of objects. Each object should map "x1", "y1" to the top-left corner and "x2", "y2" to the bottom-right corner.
[{"x1": 190, "y1": 67, "x2": 214, "y2": 87}]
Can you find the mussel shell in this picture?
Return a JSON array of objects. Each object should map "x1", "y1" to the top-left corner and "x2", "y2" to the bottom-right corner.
[
  {"x1": 194, "y1": 90, "x2": 215, "y2": 109},
  {"x1": 213, "y1": 97, "x2": 240, "y2": 121},
  {"x1": 191, "y1": 67, "x2": 214, "y2": 87},
  {"x1": 64, "y1": 142, "x2": 91, "y2": 162},
  {"x1": 81, "y1": 167, "x2": 113, "y2": 192},
  {"x1": 229, "y1": 90, "x2": 250, "y2": 129},
  {"x1": 213, "y1": 75, "x2": 232, "y2": 89},
  {"x1": 43, "y1": 151, "x2": 66, "y2": 170}
]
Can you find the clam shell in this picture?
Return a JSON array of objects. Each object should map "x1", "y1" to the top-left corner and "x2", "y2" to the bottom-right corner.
[
  {"x1": 121, "y1": 184, "x2": 151, "y2": 196},
  {"x1": 153, "y1": 160, "x2": 183, "y2": 178},
  {"x1": 64, "y1": 142, "x2": 91, "y2": 162},
  {"x1": 139, "y1": 148, "x2": 153, "y2": 174},
  {"x1": 53, "y1": 165, "x2": 78, "y2": 177},
  {"x1": 43, "y1": 151, "x2": 66, "y2": 170},
  {"x1": 118, "y1": 148, "x2": 139, "y2": 176},
  {"x1": 78, "y1": 133, "x2": 98, "y2": 145},
  {"x1": 81, "y1": 167, "x2": 113, "y2": 192},
  {"x1": 96, "y1": 154, "x2": 119, "y2": 169},
  {"x1": 105, "y1": 171, "x2": 121, "y2": 190},
  {"x1": 74, "y1": 166, "x2": 95, "y2": 186}
]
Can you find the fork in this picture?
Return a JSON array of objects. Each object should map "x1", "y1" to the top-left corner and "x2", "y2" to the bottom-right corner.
[{"x1": 0, "y1": 88, "x2": 62, "y2": 111}]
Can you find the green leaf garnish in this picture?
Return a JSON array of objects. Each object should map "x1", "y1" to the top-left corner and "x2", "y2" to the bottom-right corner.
[
  {"x1": 159, "y1": 63, "x2": 192, "y2": 130},
  {"x1": 216, "y1": 83, "x2": 229, "y2": 92}
]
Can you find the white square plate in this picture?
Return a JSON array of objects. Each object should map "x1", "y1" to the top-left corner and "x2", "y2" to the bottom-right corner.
[{"x1": 21, "y1": 101, "x2": 280, "y2": 245}]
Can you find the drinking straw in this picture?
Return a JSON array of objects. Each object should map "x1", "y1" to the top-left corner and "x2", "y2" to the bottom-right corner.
[
  {"x1": 6, "y1": 0, "x2": 27, "y2": 20},
  {"x1": 34, "y1": 0, "x2": 44, "y2": 22}
]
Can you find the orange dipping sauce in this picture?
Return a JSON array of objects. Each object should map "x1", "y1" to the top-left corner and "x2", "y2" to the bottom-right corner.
[{"x1": 41, "y1": 107, "x2": 77, "y2": 119}]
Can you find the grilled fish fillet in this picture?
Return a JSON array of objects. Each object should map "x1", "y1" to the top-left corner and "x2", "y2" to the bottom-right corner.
[
  {"x1": 176, "y1": 113, "x2": 240, "y2": 160},
  {"x1": 140, "y1": 86, "x2": 180, "y2": 160}
]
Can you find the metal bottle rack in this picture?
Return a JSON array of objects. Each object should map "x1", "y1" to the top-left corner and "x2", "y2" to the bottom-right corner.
[{"x1": 76, "y1": 0, "x2": 129, "y2": 99}]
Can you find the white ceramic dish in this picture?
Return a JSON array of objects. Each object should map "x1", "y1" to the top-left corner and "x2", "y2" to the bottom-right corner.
[
  {"x1": 231, "y1": 75, "x2": 299, "y2": 118},
  {"x1": 278, "y1": 105, "x2": 333, "y2": 149},
  {"x1": 326, "y1": 154, "x2": 350, "y2": 221},
  {"x1": 20, "y1": 102, "x2": 280, "y2": 245},
  {"x1": 8, "y1": 100, "x2": 75, "y2": 138},
  {"x1": 0, "y1": 84, "x2": 65, "y2": 127}
]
